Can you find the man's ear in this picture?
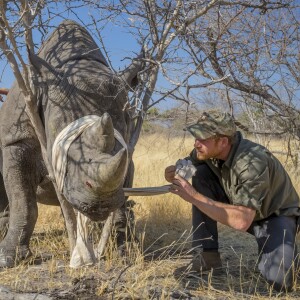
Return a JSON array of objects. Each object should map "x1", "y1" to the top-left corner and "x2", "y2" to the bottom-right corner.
[{"x1": 219, "y1": 136, "x2": 230, "y2": 147}]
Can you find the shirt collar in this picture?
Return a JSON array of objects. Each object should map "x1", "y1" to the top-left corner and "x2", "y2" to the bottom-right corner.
[{"x1": 223, "y1": 131, "x2": 242, "y2": 168}]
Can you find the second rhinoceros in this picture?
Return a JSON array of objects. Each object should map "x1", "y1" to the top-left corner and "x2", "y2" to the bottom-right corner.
[{"x1": 0, "y1": 20, "x2": 144, "y2": 267}]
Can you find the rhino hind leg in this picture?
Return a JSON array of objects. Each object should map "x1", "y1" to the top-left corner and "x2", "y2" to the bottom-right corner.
[
  {"x1": 0, "y1": 172, "x2": 9, "y2": 240},
  {"x1": 0, "y1": 143, "x2": 39, "y2": 267}
]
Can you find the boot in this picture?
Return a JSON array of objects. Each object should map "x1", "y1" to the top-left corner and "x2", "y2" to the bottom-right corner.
[{"x1": 190, "y1": 250, "x2": 222, "y2": 273}]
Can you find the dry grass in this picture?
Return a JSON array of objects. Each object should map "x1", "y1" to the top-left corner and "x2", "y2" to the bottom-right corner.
[{"x1": 1, "y1": 131, "x2": 300, "y2": 299}]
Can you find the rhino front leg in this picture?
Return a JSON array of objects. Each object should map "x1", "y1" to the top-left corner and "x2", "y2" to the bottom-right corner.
[
  {"x1": 0, "y1": 143, "x2": 39, "y2": 267},
  {"x1": 114, "y1": 160, "x2": 138, "y2": 255}
]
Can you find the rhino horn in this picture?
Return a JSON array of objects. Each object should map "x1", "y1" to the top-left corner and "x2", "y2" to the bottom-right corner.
[
  {"x1": 119, "y1": 48, "x2": 145, "y2": 89},
  {"x1": 98, "y1": 148, "x2": 128, "y2": 191},
  {"x1": 83, "y1": 113, "x2": 115, "y2": 152}
]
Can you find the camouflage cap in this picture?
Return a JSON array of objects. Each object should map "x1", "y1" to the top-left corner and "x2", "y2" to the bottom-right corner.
[{"x1": 184, "y1": 111, "x2": 236, "y2": 140}]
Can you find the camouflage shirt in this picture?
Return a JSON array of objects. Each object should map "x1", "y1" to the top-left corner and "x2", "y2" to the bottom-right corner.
[{"x1": 188, "y1": 132, "x2": 300, "y2": 221}]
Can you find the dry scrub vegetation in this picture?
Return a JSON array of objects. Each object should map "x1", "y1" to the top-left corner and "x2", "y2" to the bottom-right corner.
[{"x1": 0, "y1": 131, "x2": 299, "y2": 299}]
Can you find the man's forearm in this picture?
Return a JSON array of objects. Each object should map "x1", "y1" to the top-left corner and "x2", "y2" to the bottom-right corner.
[
  {"x1": 170, "y1": 175, "x2": 256, "y2": 231},
  {"x1": 190, "y1": 193, "x2": 255, "y2": 231}
]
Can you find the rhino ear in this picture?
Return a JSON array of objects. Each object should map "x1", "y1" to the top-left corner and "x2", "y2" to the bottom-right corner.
[
  {"x1": 118, "y1": 48, "x2": 145, "y2": 90},
  {"x1": 28, "y1": 49, "x2": 63, "y2": 84}
]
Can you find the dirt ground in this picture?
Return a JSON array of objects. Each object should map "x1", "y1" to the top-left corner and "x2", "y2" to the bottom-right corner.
[{"x1": 0, "y1": 225, "x2": 299, "y2": 300}]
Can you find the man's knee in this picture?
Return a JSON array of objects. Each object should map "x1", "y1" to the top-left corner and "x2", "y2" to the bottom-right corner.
[
  {"x1": 258, "y1": 244, "x2": 297, "y2": 292},
  {"x1": 264, "y1": 269, "x2": 295, "y2": 292},
  {"x1": 192, "y1": 164, "x2": 228, "y2": 202},
  {"x1": 192, "y1": 164, "x2": 216, "y2": 192},
  {"x1": 192, "y1": 164, "x2": 215, "y2": 182}
]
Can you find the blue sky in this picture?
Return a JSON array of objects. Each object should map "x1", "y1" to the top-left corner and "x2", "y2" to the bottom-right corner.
[
  {"x1": 0, "y1": 6, "x2": 178, "y2": 111},
  {"x1": 0, "y1": 18, "x2": 140, "y2": 88},
  {"x1": 0, "y1": 1, "x2": 147, "y2": 90}
]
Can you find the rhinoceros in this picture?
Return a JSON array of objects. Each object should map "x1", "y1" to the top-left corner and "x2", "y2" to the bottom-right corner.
[{"x1": 0, "y1": 20, "x2": 143, "y2": 267}]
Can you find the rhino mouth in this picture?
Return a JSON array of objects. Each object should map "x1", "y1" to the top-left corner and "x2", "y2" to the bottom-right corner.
[{"x1": 72, "y1": 189, "x2": 125, "y2": 222}]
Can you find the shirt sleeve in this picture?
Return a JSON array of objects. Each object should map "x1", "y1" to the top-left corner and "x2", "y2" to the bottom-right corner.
[{"x1": 232, "y1": 156, "x2": 269, "y2": 213}]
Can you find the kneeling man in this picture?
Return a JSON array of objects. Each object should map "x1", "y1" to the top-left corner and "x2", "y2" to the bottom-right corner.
[{"x1": 165, "y1": 111, "x2": 300, "y2": 292}]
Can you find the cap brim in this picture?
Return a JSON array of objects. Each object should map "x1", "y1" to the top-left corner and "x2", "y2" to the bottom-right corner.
[{"x1": 184, "y1": 126, "x2": 214, "y2": 140}]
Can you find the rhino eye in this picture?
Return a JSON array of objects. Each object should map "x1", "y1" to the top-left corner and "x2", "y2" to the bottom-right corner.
[
  {"x1": 88, "y1": 158, "x2": 92, "y2": 163},
  {"x1": 86, "y1": 181, "x2": 93, "y2": 188}
]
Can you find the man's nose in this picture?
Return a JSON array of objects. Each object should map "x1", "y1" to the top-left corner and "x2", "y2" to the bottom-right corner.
[{"x1": 194, "y1": 139, "x2": 202, "y2": 147}]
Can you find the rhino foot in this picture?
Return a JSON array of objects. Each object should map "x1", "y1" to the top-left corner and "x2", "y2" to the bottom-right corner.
[
  {"x1": 116, "y1": 229, "x2": 140, "y2": 257},
  {"x1": 0, "y1": 246, "x2": 32, "y2": 268}
]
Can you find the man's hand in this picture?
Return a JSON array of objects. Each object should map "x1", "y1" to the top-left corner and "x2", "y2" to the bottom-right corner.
[
  {"x1": 170, "y1": 175, "x2": 198, "y2": 202},
  {"x1": 164, "y1": 165, "x2": 176, "y2": 183}
]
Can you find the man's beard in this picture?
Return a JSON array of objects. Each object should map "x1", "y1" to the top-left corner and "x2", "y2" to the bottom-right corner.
[
  {"x1": 196, "y1": 148, "x2": 220, "y2": 160},
  {"x1": 196, "y1": 151, "x2": 211, "y2": 160}
]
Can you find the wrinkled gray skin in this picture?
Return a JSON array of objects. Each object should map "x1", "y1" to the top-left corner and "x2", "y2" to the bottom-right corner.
[{"x1": 0, "y1": 20, "x2": 142, "y2": 267}]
